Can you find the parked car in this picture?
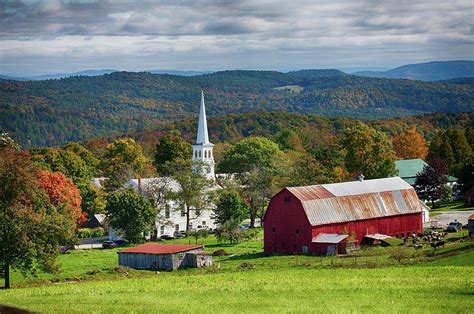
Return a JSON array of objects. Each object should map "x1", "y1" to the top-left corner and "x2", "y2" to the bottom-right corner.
[
  {"x1": 197, "y1": 225, "x2": 209, "y2": 230},
  {"x1": 113, "y1": 239, "x2": 129, "y2": 246},
  {"x1": 102, "y1": 240, "x2": 117, "y2": 249},
  {"x1": 174, "y1": 231, "x2": 186, "y2": 238},
  {"x1": 447, "y1": 221, "x2": 463, "y2": 232},
  {"x1": 160, "y1": 234, "x2": 175, "y2": 240}
]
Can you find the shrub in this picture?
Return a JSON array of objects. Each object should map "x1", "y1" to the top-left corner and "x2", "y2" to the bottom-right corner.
[{"x1": 77, "y1": 227, "x2": 106, "y2": 238}]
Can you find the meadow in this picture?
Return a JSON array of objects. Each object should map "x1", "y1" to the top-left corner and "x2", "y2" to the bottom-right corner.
[{"x1": 1, "y1": 229, "x2": 473, "y2": 313}]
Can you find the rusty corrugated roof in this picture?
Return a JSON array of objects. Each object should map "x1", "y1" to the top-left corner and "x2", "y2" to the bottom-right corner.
[
  {"x1": 312, "y1": 233, "x2": 348, "y2": 243},
  {"x1": 286, "y1": 177, "x2": 422, "y2": 226},
  {"x1": 119, "y1": 244, "x2": 203, "y2": 255},
  {"x1": 287, "y1": 185, "x2": 334, "y2": 200}
]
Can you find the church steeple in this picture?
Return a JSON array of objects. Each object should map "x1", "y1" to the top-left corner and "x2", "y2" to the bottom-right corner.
[
  {"x1": 196, "y1": 90, "x2": 210, "y2": 145},
  {"x1": 192, "y1": 90, "x2": 215, "y2": 180}
]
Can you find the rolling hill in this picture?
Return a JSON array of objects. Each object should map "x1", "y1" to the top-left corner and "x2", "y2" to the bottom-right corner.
[
  {"x1": 1, "y1": 70, "x2": 473, "y2": 147},
  {"x1": 354, "y1": 60, "x2": 474, "y2": 81}
]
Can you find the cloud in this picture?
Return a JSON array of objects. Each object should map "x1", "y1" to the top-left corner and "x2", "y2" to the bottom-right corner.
[{"x1": 0, "y1": 0, "x2": 472, "y2": 75}]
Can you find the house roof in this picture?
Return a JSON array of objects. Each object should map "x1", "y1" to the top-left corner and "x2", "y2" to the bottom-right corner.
[
  {"x1": 395, "y1": 159, "x2": 428, "y2": 178},
  {"x1": 119, "y1": 243, "x2": 203, "y2": 255},
  {"x1": 285, "y1": 177, "x2": 422, "y2": 226},
  {"x1": 395, "y1": 159, "x2": 457, "y2": 185},
  {"x1": 363, "y1": 234, "x2": 392, "y2": 240},
  {"x1": 312, "y1": 233, "x2": 348, "y2": 244}
]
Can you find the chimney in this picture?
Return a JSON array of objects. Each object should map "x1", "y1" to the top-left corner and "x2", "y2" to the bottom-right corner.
[
  {"x1": 138, "y1": 177, "x2": 142, "y2": 194},
  {"x1": 357, "y1": 173, "x2": 365, "y2": 182}
]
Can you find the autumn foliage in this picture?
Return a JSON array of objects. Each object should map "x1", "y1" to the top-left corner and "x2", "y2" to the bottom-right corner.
[
  {"x1": 392, "y1": 126, "x2": 428, "y2": 160},
  {"x1": 37, "y1": 170, "x2": 87, "y2": 226}
]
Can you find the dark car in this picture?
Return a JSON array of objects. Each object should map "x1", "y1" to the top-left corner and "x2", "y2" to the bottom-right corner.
[
  {"x1": 174, "y1": 231, "x2": 186, "y2": 238},
  {"x1": 113, "y1": 239, "x2": 129, "y2": 246},
  {"x1": 160, "y1": 234, "x2": 175, "y2": 240},
  {"x1": 102, "y1": 240, "x2": 117, "y2": 249},
  {"x1": 447, "y1": 221, "x2": 462, "y2": 232}
]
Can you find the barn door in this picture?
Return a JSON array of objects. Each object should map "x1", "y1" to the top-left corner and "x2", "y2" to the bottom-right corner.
[{"x1": 327, "y1": 245, "x2": 336, "y2": 256}]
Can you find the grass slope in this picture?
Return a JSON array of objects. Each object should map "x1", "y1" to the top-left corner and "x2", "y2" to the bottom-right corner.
[{"x1": 2, "y1": 230, "x2": 473, "y2": 313}]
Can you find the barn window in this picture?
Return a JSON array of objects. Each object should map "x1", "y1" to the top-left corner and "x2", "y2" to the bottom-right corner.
[
  {"x1": 175, "y1": 224, "x2": 180, "y2": 231},
  {"x1": 272, "y1": 227, "x2": 276, "y2": 232},
  {"x1": 296, "y1": 229, "x2": 300, "y2": 235},
  {"x1": 284, "y1": 196, "x2": 291, "y2": 203}
]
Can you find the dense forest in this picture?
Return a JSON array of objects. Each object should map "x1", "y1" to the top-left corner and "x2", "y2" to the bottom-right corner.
[{"x1": 1, "y1": 70, "x2": 473, "y2": 147}]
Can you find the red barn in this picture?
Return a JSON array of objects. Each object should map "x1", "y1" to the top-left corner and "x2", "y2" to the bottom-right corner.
[{"x1": 264, "y1": 177, "x2": 423, "y2": 255}]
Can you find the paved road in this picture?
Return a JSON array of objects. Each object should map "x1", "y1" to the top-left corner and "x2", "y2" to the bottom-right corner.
[{"x1": 430, "y1": 210, "x2": 474, "y2": 227}]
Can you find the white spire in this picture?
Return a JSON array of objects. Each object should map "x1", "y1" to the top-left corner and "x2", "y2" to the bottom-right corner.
[{"x1": 196, "y1": 90, "x2": 210, "y2": 145}]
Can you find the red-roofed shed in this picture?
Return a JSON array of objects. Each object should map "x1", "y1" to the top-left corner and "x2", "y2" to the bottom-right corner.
[{"x1": 118, "y1": 244, "x2": 210, "y2": 270}]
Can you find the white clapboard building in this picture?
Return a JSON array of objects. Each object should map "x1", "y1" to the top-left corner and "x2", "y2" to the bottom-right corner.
[{"x1": 125, "y1": 91, "x2": 219, "y2": 237}]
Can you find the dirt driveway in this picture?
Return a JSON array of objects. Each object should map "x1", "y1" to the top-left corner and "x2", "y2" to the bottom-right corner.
[{"x1": 430, "y1": 210, "x2": 474, "y2": 227}]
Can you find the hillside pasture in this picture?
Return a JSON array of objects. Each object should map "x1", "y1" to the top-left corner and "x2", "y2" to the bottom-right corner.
[{"x1": 2, "y1": 230, "x2": 473, "y2": 313}]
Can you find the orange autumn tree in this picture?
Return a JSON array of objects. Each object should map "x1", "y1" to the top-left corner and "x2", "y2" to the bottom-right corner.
[
  {"x1": 392, "y1": 126, "x2": 428, "y2": 160},
  {"x1": 37, "y1": 170, "x2": 87, "y2": 226}
]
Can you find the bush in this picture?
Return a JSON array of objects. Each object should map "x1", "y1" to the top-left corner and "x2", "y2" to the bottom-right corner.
[{"x1": 77, "y1": 227, "x2": 106, "y2": 238}]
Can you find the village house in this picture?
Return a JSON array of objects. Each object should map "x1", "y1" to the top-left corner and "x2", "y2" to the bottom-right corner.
[{"x1": 264, "y1": 176, "x2": 424, "y2": 256}]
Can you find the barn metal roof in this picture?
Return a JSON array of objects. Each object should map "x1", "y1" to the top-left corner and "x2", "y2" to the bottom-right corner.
[
  {"x1": 312, "y1": 234, "x2": 348, "y2": 243},
  {"x1": 119, "y1": 244, "x2": 203, "y2": 255},
  {"x1": 286, "y1": 177, "x2": 422, "y2": 226}
]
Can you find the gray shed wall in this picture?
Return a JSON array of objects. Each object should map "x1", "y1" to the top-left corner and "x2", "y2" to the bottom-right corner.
[{"x1": 118, "y1": 248, "x2": 204, "y2": 270}]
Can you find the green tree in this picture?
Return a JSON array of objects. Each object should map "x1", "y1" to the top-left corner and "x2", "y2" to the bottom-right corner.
[
  {"x1": 30, "y1": 148, "x2": 93, "y2": 185},
  {"x1": 166, "y1": 159, "x2": 213, "y2": 231},
  {"x1": 216, "y1": 218, "x2": 242, "y2": 244},
  {"x1": 342, "y1": 123, "x2": 398, "y2": 179},
  {"x1": 415, "y1": 159, "x2": 448, "y2": 208},
  {"x1": 154, "y1": 135, "x2": 192, "y2": 175},
  {"x1": 214, "y1": 189, "x2": 248, "y2": 225},
  {"x1": 102, "y1": 138, "x2": 150, "y2": 191},
  {"x1": 106, "y1": 188, "x2": 155, "y2": 243},
  {"x1": 274, "y1": 129, "x2": 305, "y2": 152},
  {"x1": 218, "y1": 137, "x2": 282, "y2": 173},
  {"x1": 445, "y1": 129, "x2": 472, "y2": 176},
  {"x1": 428, "y1": 132, "x2": 455, "y2": 170},
  {"x1": 1, "y1": 147, "x2": 76, "y2": 289}
]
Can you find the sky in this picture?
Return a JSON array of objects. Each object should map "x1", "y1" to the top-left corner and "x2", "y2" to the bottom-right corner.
[{"x1": 0, "y1": 0, "x2": 473, "y2": 76}]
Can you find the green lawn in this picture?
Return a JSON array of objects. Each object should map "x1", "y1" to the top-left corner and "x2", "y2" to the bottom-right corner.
[
  {"x1": 2, "y1": 230, "x2": 474, "y2": 313},
  {"x1": 430, "y1": 200, "x2": 474, "y2": 213}
]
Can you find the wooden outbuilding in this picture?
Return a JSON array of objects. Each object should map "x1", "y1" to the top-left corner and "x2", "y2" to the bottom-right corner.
[
  {"x1": 118, "y1": 244, "x2": 211, "y2": 270},
  {"x1": 264, "y1": 177, "x2": 423, "y2": 256},
  {"x1": 468, "y1": 214, "x2": 474, "y2": 237}
]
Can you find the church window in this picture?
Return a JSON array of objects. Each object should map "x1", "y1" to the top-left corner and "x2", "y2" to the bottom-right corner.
[
  {"x1": 199, "y1": 151, "x2": 201, "y2": 158},
  {"x1": 165, "y1": 205, "x2": 170, "y2": 218},
  {"x1": 204, "y1": 150, "x2": 207, "y2": 158},
  {"x1": 194, "y1": 150, "x2": 197, "y2": 159},
  {"x1": 175, "y1": 224, "x2": 180, "y2": 232},
  {"x1": 160, "y1": 226, "x2": 164, "y2": 234}
]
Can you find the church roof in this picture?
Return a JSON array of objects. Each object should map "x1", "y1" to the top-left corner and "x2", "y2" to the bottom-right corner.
[{"x1": 196, "y1": 90, "x2": 211, "y2": 145}]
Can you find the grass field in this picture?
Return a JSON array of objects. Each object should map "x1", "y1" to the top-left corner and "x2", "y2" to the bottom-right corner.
[
  {"x1": 429, "y1": 200, "x2": 474, "y2": 213},
  {"x1": 1, "y1": 229, "x2": 473, "y2": 313}
]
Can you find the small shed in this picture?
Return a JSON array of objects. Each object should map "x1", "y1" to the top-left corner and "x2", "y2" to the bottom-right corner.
[
  {"x1": 312, "y1": 234, "x2": 348, "y2": 256},
  {"x1": 361, "y1": 234, "x2": 393, "y2": 246},
  {"x1": 118, "y1": 244, "x2": 207, "y2": 270},
  {"x1": 182, "y1": 251, "x2": 213, "y2": 268},
  {"x1": 465, "y1": 187, "x2": 474, "y2": 206},
  {"x1": 468, "y1": 214, "x2": 474, "y2": 237}
]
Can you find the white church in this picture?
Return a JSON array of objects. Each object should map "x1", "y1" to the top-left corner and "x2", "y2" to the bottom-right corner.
[{"x1": 125, "y1": 91, "x2": 219, "y2": 237}]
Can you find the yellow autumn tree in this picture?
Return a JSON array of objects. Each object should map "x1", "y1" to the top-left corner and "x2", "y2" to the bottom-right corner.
[{"x1": 392, "y1": 126, "x2": 428, "y2": 160}]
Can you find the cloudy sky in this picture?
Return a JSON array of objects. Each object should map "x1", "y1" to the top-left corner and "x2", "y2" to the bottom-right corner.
[{"x1": 1, "y1": 0, "x2": 473, "y2": 75}]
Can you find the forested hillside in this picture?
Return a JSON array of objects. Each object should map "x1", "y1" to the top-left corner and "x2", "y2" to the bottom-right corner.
[{"x1": 1, "y1": 70, "x2": 473, "y2": 147}]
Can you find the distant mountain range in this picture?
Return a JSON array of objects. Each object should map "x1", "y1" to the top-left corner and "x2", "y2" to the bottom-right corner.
[
  {"x1": 353, "y1": 60, "x2": 474, "y2": 81},
  {"x1": 1, "y1": 69, "x2": 473, "y2": 147},
  {"x1": 0, "y1": 69, "x2": 213, "y2": 81}
]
